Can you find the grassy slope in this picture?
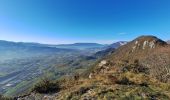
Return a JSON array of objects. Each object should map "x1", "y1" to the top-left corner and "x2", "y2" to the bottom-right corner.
[
  {"x1": 24, "y1": 61, "x2": 170, "y2": 100},
  {"x1": 54, "y1": 63, "x2": 170, "y2": 100}
]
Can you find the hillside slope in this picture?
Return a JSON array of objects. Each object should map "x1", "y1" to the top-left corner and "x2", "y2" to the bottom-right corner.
[
  {"x1": 103, "y1": 35, "x2": 169, "y2": 83},
  {"x1": 16, "y1": 36, "x2": 170, "y2": 100}
]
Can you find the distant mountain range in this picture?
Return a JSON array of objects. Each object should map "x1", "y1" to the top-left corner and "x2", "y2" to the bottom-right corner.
[
  {"x1": 0, "y1": 40, "x2": 128, "y2": 55},
  {"x1": 56, "y1": 43, "x2": 104, "y2": 47},
  {"x1": 0, "y1": 40, "x2": 80, "y2": 62},
  {"x1": 107, "y1": 41, "x2": 128, "y2": 49},
  {"x1": 53, "y1": 43, "x2": 106, "y2": 50}
]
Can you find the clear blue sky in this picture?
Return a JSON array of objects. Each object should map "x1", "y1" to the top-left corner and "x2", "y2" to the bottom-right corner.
[{"x1": 0, "y1": 0, "x2": 170, "y2": 44}]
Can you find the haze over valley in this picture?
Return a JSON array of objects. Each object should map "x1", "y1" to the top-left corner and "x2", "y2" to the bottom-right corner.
[{"x1": 0, "y1": 40, "x2": 127, "y2": 96}]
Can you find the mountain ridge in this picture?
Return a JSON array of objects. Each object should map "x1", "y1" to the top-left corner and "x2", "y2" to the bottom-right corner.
[
  {"x1": 0, "y1": 40, "x2": 106, "y2": 48},
  {"x1": 108, "y1": 41, "x2": 128, "y2": 49}
]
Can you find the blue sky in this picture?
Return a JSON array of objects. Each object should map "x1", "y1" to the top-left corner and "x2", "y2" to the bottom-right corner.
[{"x1": 0, "y1": 0, "x2": 170, "y2": 44}]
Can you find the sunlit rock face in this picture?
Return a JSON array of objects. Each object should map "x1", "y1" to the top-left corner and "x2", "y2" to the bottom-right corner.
[
  {"x1": 131, "y1": 36, "x2": 167, "y2": 52},
  {"x1": 142, "y1": 40, "x2": 155, "y2": 49},
  {"x1": 98, "y1": 60, "x2": 107, "y2": 67}
]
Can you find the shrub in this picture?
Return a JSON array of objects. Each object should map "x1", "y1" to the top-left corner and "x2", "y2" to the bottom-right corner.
[
  {"x1": 107, "y1": 75, "x2": 118, "y2": 84},
  {"x1": 116, "y1": 77, "x2": 135, "y2": 85},
  {"x1": 67, "y1": 87, "x2": 91, "y2": 100},
  {"x1": 78, "y1": 87, "x2": 90, "y2": 95},
  {"x1": 73, "y1": 73, "x2": 80, "y2": 81},
  {"x1": 139, "y1": 82, "x2": 148, "y2": 87},
  {"x1": 121, "y1": 63, "x2": 149, "y2": 74},
  {"x1": 32, "y1": 79, "x2": 60, "y2": 94}
]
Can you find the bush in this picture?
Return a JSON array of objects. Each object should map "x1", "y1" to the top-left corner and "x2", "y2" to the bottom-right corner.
[
  {"x1": 32, "y1": 79, "x2": 60, "y2": 94},
  {"x1": 116, "y1": 77, "x2": 135, "y2": 85},
  {"x1": 107, "y1": 75, "x2": 118, "y2": 84},
  {"x1": 67, "y1": 87, "x2": 92, "y2": 100},
  {"x1": 73, "y1": 73, "x2": 80, "y2": 81},
  {"x1": 77, "y1": 87, "x2": 90, "y2": 95},
  {"x1": 139, "y1": 82, "x2": 148, "y2": 87},
  {"x1": 121, "y1": 63, "x2": 149, "y2": 74}
]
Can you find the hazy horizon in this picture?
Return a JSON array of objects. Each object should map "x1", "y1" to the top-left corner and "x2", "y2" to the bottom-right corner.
[
  {"x1": 0, "y1": 38, "x2": 123, "y2": 45},
  {"x1": 0, "y1": 34, "x2": 169, "y2": 45}
]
